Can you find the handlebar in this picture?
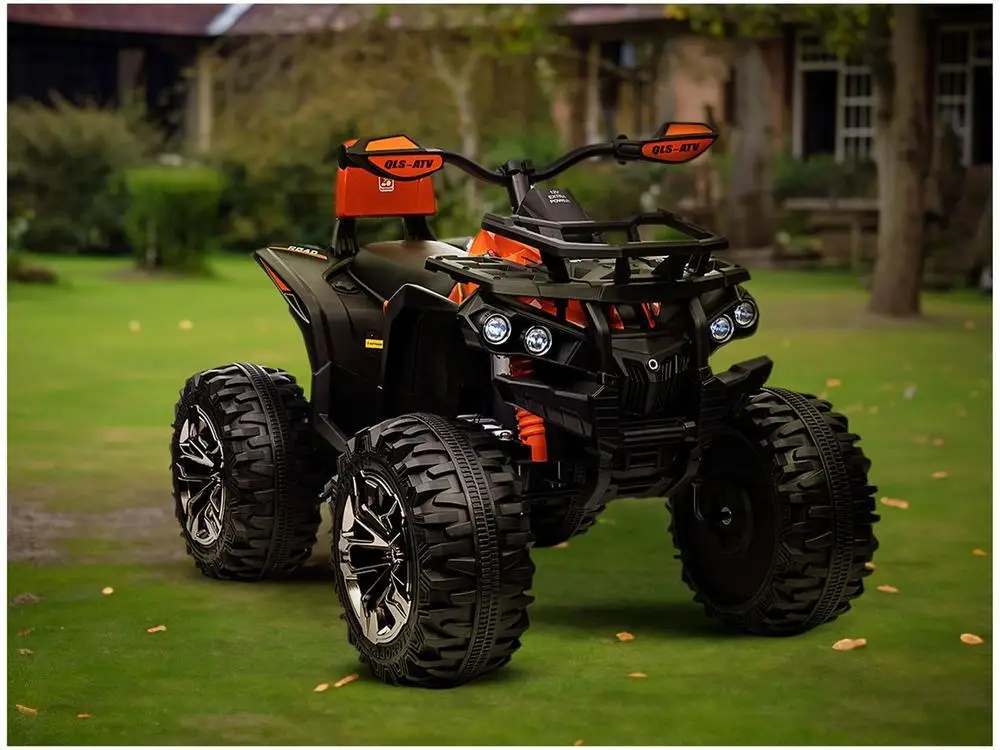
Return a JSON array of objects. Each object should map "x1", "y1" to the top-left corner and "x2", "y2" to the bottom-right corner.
[{"x1": 338, "y1": 123, "x2": 717, "y2": 198}]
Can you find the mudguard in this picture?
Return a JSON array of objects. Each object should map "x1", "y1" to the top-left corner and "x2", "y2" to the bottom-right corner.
[{"x1": 254, "y1": 244, "x2": 361, "y2": 453}]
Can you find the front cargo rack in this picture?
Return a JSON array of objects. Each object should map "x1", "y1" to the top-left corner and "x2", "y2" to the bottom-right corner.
[{"x1": 426, "y1": 209, "x2": 747, "y2": 304}]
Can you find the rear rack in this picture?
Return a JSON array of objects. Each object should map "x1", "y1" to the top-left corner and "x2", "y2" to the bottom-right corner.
[{"x1": 426, "y1": 209, "x2": 746, "y2": 304}]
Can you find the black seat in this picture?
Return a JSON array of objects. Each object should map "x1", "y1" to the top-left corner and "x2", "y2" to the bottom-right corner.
[{"x1": 351, "y1": 240, "x2": 463, "y2": 300}]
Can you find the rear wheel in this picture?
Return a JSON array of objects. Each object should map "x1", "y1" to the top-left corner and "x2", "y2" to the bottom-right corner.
[
  {"x1": 170, "y1": 363, "x2": 324, "y2": 580},
  {"x1": 328, "y1": 413, "x2": 535, "y2": 688},
  {"x1": 525, "y1": 463, "x2": 606, "y2": 548},
  {"x1": 671, "y1": 388, "x2": 879, "y2": 634}
]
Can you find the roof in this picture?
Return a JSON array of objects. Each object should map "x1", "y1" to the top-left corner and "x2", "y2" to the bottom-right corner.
[
  {"x1": 6, "y1": 3, "x2": 679, "y2": 38},
  {"x1": 6, "y1": 3, "x2": 228, "y2": 36},
  {"x1": 560, "y1": 4, "x2": 670, "y2": 26}
]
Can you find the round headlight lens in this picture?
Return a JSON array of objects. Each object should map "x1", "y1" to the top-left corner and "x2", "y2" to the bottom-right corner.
[
  {"x1": 481, "y1": 313, "x2": 512, "y2": 345},
  {"x1": 733, "y1": 300, "x2": 758, "y2": 327},
  {"x1": 522, "y1": 325, "x2": 553, "y2": 356},
  {"x1": 709, "y1": 315, "x2": 734, "y2": 343}
]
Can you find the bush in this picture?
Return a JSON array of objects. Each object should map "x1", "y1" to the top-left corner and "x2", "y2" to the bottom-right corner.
[
  {"x1": 8, "y1": 251, "x2": 58, "y2": 284},
  {"x1": 7, "y1": 99, "x2": 160, "y2": 254},
  {"x1": 123, "y1": 165, "x2": 227, "y2": 274},
  {"x1": 773, "y1": 153, "x2": 877, "y2": 202}
]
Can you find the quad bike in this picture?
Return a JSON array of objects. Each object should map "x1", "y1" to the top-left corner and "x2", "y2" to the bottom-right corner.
[{"x1": 170, "y1": 123, "x2": 879, "y2": 688}]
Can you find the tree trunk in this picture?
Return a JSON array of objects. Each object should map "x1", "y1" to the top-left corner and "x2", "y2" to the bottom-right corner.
[
  {"x1": 584, "y1": 39, "x2": 601, "y2": 143},
  {"x1": 725, "y1": 42, "x2": 775, "y2": 248},
  {"x1": 430, "y1": 43, "x2": 481, "y2": 216},
  {"x1": 868, "y1": 6, "x2": 928, "y2": 317}
]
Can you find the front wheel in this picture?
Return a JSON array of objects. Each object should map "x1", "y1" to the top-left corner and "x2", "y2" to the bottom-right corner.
[
  {"x1": 327, "y1": 413, "x2": 535, "y2": 688},
  {"x1": 671, "y1": 388, "x2": 879, "y2": 635}
]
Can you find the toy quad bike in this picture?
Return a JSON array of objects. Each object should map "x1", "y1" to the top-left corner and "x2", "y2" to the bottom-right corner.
[{"x1": 170, "y1": 123, "x2": 879, "y2": 688}]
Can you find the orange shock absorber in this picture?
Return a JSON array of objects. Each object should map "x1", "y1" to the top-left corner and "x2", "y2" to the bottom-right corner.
[{"x1": 509, "y1": 356, "x2": 548, "y2": 462}]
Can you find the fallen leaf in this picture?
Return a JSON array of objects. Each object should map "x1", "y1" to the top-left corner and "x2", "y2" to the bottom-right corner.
[
  {"x1": 972, "y1": 548, "x2": 988, "y2": 557},
  {"x1": 865, "y1": 561, "x2": 876, "y2": 571},
  {"x1": 832, "y1": 637, "x2": 867, "y2": 651},
  {"x1": 876, "y1": 585, "x2": 899, "y2": 594},
  {"x1": 128, "y1": 320, "x2": 141, "y2": 332},
  {"x1": 826, "y1": 378, "x2": 842, "y2": 388},
  {"x1": 964, "y1": 319, "x2": 975, "y2": 330},
  {"x1": 18, "y1": 648, "x2": 33, "y2": 655},
  {"x1": 554, "y1": 541, "x2": 570, "y2": 549},
  {"x1": 574, "y1": 741, "x2": 585, "y2": 747},
  {"x1": 101, "y1": 587, "x2": 114, "y2": 596},
  {"x1": 15, "y1": 705, "x2": 38, "y2": 717},
  {"x1": 880, "y1": 497, "x2": 909, "y2": 509},
  {"x1": 627, "y1": 672, "x2": 647, "y2": 678},
  {"x1": 313, "y1": 683, "x2": 330, "y2": 693},
  {"x1": 11, "y1": 593, "x2": 41, "y2": 606},
  {"x1": 902, "y1": 385, "x2": 917, "y2": 400},
  {"x1": 77, "y1": 713, "x2": 92, "y2": 720},
  {"x1": 616, "y1": 631, "x2": 635, "y2": 642},
  {"x1": 178, "y1": 319, "x2": 193, "y2": 331},
  {"x1": 932, "y1": 471, "x2": 949, "y2": 479},
  {"x1": 18, "y1": 628, "x2": 33, "y2": 637},
  {"x1": 931, "y1": 437, "x2": 946, "y2": 447},
  {"x1": 960, "y1": 633, "x2": 984, "y2": 645},
  {"x1": 334, "y1": 673, "x2": 360, "y2": 688},
  {"x1": 146, "y1": 625, "x2": 167, "y2": 634}
]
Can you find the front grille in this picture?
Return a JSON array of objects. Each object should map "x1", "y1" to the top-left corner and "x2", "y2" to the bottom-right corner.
[{"x1": 620, "y1": 353, "x2": 689, "y2": 416}]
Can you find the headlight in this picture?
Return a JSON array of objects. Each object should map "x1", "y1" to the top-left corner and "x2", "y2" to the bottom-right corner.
[
  {"x1": 522, "y1": 325, "x2": 553, "y2": 356},
  {"x1": 733, "y1": 300, "x2": 758, "y2": 327},
  {"x1": 709, "y1": 315, "x2": 734, "y2": 343},
  {"x1": 481, "y1": 313, "x2": 512, "y2": 345}
]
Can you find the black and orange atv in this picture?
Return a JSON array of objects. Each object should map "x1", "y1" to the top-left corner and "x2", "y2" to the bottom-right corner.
[{"x1": 169, "y1": 124, "x2": 879, "y2": 688}]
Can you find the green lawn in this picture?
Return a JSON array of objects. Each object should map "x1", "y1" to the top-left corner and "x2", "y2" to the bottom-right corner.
[{"x1": 7, "y1": 254, "x2": 993, "y2": 745}]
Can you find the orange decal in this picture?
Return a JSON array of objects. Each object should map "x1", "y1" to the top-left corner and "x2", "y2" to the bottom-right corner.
[
  {"x1": 261, "y1": 263, "x2": 290, "y2": 292},
  {"x1": 641, "y1": 137, "x2": 713, "y2": 163},
  {"x1": 365, "y1": 136, "x2": 420, "y2": 152},
  {"x1": 368, "y1": 154, "x2": 444, "y2": 179}
]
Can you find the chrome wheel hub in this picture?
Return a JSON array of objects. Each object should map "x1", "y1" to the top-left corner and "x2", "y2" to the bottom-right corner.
[
  {"x1": 175, "y1": 406, "x2": 226, "y2": 546},
  {"x1": 338, "y1": 471, "x2": 412, "y2": 645}
]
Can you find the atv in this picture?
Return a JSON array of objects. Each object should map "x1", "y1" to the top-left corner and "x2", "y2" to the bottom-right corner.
[{"x1": 170, "y1": 123, "x2": 879, "y2": 688}]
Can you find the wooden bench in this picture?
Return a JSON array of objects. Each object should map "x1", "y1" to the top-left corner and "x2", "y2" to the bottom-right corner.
[{"x1": 781, "y1": 198, "x2": 879, "y2": 272}]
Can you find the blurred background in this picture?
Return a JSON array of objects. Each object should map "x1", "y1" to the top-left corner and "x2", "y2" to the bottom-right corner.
[
  {"x1": 6, "y1": 4, "x2": 993, "y2": 746},
  {"x1": 7, "y1": 3, "x2": 992, "y2": 305}
]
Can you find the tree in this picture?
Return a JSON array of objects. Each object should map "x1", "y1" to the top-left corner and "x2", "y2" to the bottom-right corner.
[{"x1": 669, "y1": 5, "x2": 932, "y2": 317}]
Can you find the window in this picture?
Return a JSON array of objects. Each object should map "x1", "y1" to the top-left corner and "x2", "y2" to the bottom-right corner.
[
  {"x1": 794, "y1": 25, "x2": 992, "y2": 166},
  {"x1": 793, "y1": 33, "x2": 874, "y2": 162},
  {"x1": 934, "y1": 25, "x2": 992, "y2": 165}
]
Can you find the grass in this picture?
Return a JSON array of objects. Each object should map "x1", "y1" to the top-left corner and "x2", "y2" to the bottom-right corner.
[{"x1": 7, "y1": 254, "x2": 993, "y2": 745}]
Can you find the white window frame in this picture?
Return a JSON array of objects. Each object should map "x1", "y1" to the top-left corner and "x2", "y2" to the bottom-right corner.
[
  {"x1": 933, "y1": 24, "x2": 991, "y2": 166},
  {"x1": 793, "y1": 24, "x2": 992, "y2": 166},
  {"x1": 792, "y1": 31, "x2": 875, "y2": 163}
]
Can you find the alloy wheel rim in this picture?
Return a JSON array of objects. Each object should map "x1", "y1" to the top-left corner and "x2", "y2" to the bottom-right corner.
[
  {"x1": 338, "y1": 470, "x2": 412, "y2": 645},
  {"x1": 175, "y1": 405, "x2": 227, "y2": 546}
]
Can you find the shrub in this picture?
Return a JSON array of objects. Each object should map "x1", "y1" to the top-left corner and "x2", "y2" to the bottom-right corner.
[
  {"x1": 123, "y1": 165, "x2": 227, "y2": 274},
  {"x1": 7, "y1": 99, "x2": 160, "y2": 254},
  {"x1": 773, "y1": 153, "x2": 877, "y2": 202}
]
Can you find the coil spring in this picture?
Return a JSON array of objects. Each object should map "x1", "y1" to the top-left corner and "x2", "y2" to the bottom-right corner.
[{"x1": 510, "y1": 356, "x2": 547, "y2": 462}]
